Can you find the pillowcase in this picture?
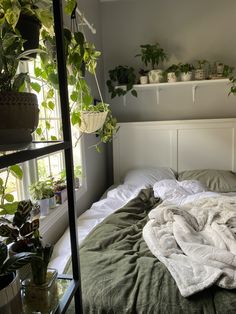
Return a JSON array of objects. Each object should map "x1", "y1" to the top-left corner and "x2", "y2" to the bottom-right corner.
[
  {"x1": 123, "y1": 167, "x2": 176, "y2": 188},
  {"x1": 178, "y1": 169, "x2": 236, "y2": 193}
]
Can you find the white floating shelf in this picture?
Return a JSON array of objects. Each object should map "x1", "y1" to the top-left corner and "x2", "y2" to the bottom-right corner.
[{"x1": 117, "y1": 78, "x2": 230, "y2": 105}]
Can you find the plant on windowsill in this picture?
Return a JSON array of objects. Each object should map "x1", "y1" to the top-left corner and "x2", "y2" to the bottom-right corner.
[
  {"x1": 135, "y1": 43, "x2": 168, "y2": 83},
  {"x1": 0, "y1": 241, "x2": 41, "y2": 313},
  {"x1": 0, "y1": 0, "x2": 53, "y2": 55},
  {"x1": 106, "y1": 65, "x2": 137, "y2": 98},
  {"x1": 29, "y1": 179, "x2": 56, "y2": 216},
  {"x1": 0, "y1": 25, "x2": 41, "y2": 148}
]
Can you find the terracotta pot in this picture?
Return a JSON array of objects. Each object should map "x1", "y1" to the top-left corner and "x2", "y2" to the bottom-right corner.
[
  {"x1": 0, "y1": 92, "x2": 39, "y2": 149},
  {"x1": 0, "y1": 273, "x2": 22, "y2": 314}
]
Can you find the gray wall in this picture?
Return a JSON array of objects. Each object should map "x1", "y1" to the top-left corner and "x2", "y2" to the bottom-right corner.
[{"x1": 101, "y1": 0, "x2": 236, "y2": 121}]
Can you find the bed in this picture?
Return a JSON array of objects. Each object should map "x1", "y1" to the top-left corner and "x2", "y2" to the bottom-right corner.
[{"x1": 50, "y1": 118, "x2": 236, "y2": 313}]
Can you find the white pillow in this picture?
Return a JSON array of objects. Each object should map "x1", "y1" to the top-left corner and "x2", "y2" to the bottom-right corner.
[{"x1": 123, "y1": 167, "x2": 176, "y2": 188}]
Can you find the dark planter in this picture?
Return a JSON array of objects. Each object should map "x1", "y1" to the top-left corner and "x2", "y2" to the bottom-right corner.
[
  {"x1": 0, "y1": 273, "x2": 22, "y2": 314},
  {"x1": 16, "y1": 14, "x2": 41, "y2": 58},
  {"x1": 0, "y1": 91, "x2": 39, "y2": 150}
]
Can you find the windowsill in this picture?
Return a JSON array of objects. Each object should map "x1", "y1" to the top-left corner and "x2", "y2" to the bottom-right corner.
[{"x1": 39, "y1": 185, "x2": 87, "y2": 238}]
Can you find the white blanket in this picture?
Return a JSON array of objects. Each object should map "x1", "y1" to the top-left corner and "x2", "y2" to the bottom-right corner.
[{"x1": 143, "y1": 194, "x2": 236, "y2": 297}]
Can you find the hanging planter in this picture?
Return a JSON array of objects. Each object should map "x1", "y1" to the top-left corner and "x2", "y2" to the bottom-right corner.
[
  {"x1": 79, "y1": 110, "x2": 108, "y2": 133},
  {"x1": 16, "y1": 14, "x2": 41, "y2": 58}
]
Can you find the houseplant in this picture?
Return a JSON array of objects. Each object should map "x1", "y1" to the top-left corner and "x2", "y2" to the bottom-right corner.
[
  {"x1": 21, "y1": 243, "x2": 59, "y2": 314},
  {"x1": 179, "y1": 63, "x2": 195, "y2": 81},
  {"x1": 29, "y1": 179, "x2": 55, "y2": 216},
  {"x1": 0, "y1": 25, "x2": 40, "y2": 148},
  {"x1": 165, "y1": 64, "x2": 180, "y2": 83},
  {"x1": 0, "y1": 0, "x2": 53, "y2": 54},
  {"x1": 0, "y1": 241, "x2": 40, "y2": 313},
  {"x1": 194, "y1": 60, "x2": 209, "y2": 80},
  {"x1": 106, "y1": 65, "x2": 137, "y2": 98},
  {"x1": 138, "y1": 69, "x2": 149, "y2": 84},
  {"x1": 53, "y1": 178, "x2": 67, "y2": 204},
  {"x1": 136, "y1": 43, "x2": 167, "y2": 83}
]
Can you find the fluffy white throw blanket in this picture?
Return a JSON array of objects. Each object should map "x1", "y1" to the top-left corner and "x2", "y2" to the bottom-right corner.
[{"x1": 143, "y1": 195, "x2": 236, "y2": 297}]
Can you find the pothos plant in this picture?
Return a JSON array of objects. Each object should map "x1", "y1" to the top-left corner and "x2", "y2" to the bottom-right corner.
[
  {"x1": 0, "y1": 164, "x2": 23, "y2": 214},
  {"x1": 106, "y1": 65, "x2": 137, "y2": 98},
  {"x1": 34, "y1": 28, "x2": 118, "y2": 151}
]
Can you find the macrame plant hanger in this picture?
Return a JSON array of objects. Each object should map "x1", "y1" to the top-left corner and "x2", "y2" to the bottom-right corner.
[{"x1": 70, "y1": 4, "x2": 107, "y2": 135}]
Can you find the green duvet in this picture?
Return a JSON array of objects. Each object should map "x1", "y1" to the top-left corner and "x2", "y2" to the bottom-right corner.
[{"x1": 78, "y1": 188, "x2": 236, "y2": 314}]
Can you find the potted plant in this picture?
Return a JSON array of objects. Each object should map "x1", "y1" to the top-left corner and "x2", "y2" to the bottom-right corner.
[
  {"x1": 0, "y1": 241, "x2": 40, "y2": 313},
  {"x1": 179, "y1": 63, "x2": 195, "y2": 81},
  {"x1": 223, "y1": 64, "x2": 234, "y2": 78},
  {"x1": 21, "y1": 243, "x2": 58, "y2": 314},
  {"x1": 29, "y1": 179, "x2": 55, "y2": 216},
  {"x1": 194, "y1": 60, "x2": 209, "y2": 80},
  {"x1": 0, "y1": 26, "x2": 40, "y2": 149},
  {"x1": 165, "y1": 64, "x2": 180, "y2": 83},
  {"x1": 138, "y1": 69, "x2": 149, "y2": 85},
  {"x1": 53, "y1": 178, "x2": 67, "y2": 204},
  {"x1": 106, "y1": 65, "x2": 137, "y2": 98},
  {"x1": 135, "y1": 43, "x2": 167, "y2": 83},
  {"x1": 0, "y1": 0, "x2": 53, "y2": 55}
]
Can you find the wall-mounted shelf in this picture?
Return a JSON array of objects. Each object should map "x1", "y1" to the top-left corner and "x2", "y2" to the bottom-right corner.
[{"x1": 118, "y1": 78, "x2": 230, "y2": 105}]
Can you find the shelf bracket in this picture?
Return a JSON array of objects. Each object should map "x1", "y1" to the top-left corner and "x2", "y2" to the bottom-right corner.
[
  {"x1": 192, "y1": 85, "x2": 198, "y2": 104},
  {"x1": 156, "y1": 87, "x2": 162, "y2": 105}
]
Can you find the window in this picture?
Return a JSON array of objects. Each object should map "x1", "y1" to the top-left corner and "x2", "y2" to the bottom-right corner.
[{"x1": 4, "y1": 59, "x2": 84, "y2": 203}]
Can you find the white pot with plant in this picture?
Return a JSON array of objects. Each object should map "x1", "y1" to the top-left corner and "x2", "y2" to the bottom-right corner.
[
  {"x1": 135, "y1": 43, "x2": 167, "y2": 84},
  {"x1": 179, "y1": 63, "x2": 195, "y2": 81},
  {"x1": 29, "y1": 179, "x2": 55, "y2": 216},
  {"x1": 139, "y1": 69, "x2": 149, "y2": 85},
  {"x1": 166, "y1": 64, "x2": 180, "y2": 83}
]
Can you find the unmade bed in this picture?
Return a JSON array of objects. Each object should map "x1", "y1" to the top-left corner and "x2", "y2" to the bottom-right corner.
[{"x1": 50, "y1": 118, "x2": 236, "y2": 313}]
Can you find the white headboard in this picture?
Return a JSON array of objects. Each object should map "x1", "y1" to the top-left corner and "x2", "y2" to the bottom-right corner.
[{"x1": 113, "y1": 118, "x2": 236, "y2": 183}]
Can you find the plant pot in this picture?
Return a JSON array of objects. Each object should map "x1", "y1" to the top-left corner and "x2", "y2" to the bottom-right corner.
[
  {"x1": 55, "y1": 188, "x2": 67, "y2": 204},
  {"x1": 49, "y1": 196, "x2": 57, "y2": 209},
  {"x1": 79, "y1": 111, "x2": 108, "y2": 133},
  {"x1": 21, "y1": 269, "x2": 58, "y2": 314},
  {"x1": 0, "y1": 273, "x2": 22, "y2": 314},
  {"x1": 195, "y1": 69, "x2": 205, "y2": 80},
  {"x1": 148, "y1": 69, "x2": 164, "y2": 83},
  {"x1": 0, "y1": 92, "x2": 39, "y2": 150},
  {"x1": 38, "y1": 199, "x2": 50, "y2": 216},
  {"x1": 140, "y1": 76, "x2": 148, "y2": 84},
  {"x1": 16, "y1": 14, "x2": 41, "y2": 58},
  {"x1": 167, "y1": 72, "x2": 177, "y2": 83},
  {"x1": 180, "y1": 71, "x2": 193, "y2": 81},
  {"x1": 216, "y1": 63, "x2": 224, "y2": 77}
]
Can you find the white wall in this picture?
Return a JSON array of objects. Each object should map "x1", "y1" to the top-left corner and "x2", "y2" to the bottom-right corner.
[{"x1": 101, "y1": 0, "x2": 236, "y2": 121}]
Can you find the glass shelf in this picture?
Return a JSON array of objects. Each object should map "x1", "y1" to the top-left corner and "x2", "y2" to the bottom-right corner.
[{"x1": 0, "y1": 141, "x2": 70, "y2": 169}]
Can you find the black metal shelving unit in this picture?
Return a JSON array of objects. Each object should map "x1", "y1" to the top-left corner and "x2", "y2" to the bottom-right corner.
[{"x1": 0, "y1": 0, "x2": 83, "y2": 312}]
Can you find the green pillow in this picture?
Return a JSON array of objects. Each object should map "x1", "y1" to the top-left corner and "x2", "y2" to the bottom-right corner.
[{"x1": 178, "y1": 169, "x2": 236, "y2": 193}]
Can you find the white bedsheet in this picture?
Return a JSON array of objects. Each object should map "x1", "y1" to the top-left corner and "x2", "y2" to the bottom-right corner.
[{"x1": 49, "y1": 184, "x2": 144, "y2": 273}]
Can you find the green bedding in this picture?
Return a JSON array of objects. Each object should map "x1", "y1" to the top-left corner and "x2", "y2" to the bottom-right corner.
[{"x1": 77, "y1": 189, "x2": 236, "y2": 314}]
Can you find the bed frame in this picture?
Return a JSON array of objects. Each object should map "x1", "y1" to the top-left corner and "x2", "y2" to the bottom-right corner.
[{"x1": 113, "y1": 118, "x2": 236, "y2": 183}]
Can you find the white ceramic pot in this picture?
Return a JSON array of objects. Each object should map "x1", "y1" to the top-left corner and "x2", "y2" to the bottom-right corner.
[
  {"x1": 140, "y1": 76, "x2": 148, "y2": 84},
  {"x1": 180, "y1": 71, "x2": 193, "y2": 81},
  {"x1": 167, "y1": 72, "x2": 177, "y2": 83},
  {"x1": 0, "y1": 273, "x2": 22, "y2": 314},
  {"x1": 148, "y1": 69, "x2": 163, "y2": 83},
  {"x1": 195, "y1": 69, "x2": 205, "y2": 80},
  {"x1": 38, "y1": 198, "x2": 50, "y2": 216}
]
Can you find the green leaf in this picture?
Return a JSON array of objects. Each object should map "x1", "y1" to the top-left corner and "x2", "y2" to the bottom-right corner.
[
  {"x1": 4, "y1": 194, "x2": 14, "y2": 203},
  {"x1": 30, "y1": 82, "x2": 41, "y2": 93},
  {"x1": 71, "y1": 111, "x2": 81, "y2": 126},
  {"x1": 1, "y1": 253, "x2": 42, "y2": 275},
  {"x1": 46, "y1": 121, "x2": 51, "y2": 130},
  {"x1": 0, "y1": 202, "x2": 19, "y2": 215},
  {"x1": 34, "y1": 67, "x2": 43, "y2": 78},
  {"x1": 131, "y1": 89, "x2": 138, "y2": 97},
  {"x1": 47, "y1": 89, "x2": 54, "y2": 99},
  {"x1": 41, "y1": 101, "x2": 47, "y2": 109},
  {"x1": 51, "y1": 136, "x2": 57, "y2": 141},
  {"x1": 0, "y1": 178, "x2": 3, "y2": 187},
  {"x1": 48, "y1": 101, "x2": 55, "y2": 111},
  {"x1": 36, "y1": 128, "x2": 42, "y2": 136},
  {"x1": 9, "y1": 165, "x2": 23, "y2": 180},
  {"x1": 12, "y1": 73, "x2": 28, "y2": 92}
]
